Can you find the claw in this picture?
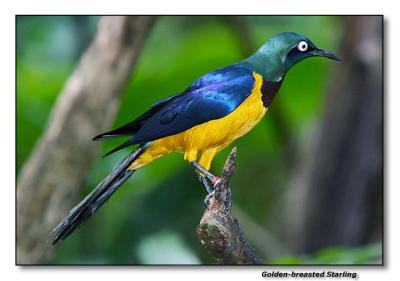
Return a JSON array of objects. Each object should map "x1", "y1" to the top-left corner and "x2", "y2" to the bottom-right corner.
[
  {"x1": 223, "y1": 209, "x2": 232, "y2": 217},
  {"x1": 211, "y1": 176, "x2": 221, "y2": 187},
  {"x1": 223, "y1": 200, "x2": 232, "y2": 216},
  {"x1": 203, "y1": 190, "x2": 215, "y2": 209},
  {"x1": 191, "y1": 161, "x2": 223, "y2": 209}
]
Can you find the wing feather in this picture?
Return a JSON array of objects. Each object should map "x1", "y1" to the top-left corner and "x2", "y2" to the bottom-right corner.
[
  {"x1": 95, "y1": 64, "x2": 255, "y2": 155},
  {"x1": 132, "y1": 64, "x2": 255, "y2": 143}
]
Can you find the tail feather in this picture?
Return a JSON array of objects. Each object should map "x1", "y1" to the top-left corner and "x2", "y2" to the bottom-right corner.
[
  {"x1": 92, "y1": 121, "x2": 141, "y2": 141},
  {"x1": 102, "y1": 138, "x2": 136, "y2": 157},
  {"x1": 92, "y1": 94, "x2": 181, "y2": 142},
  {"x1": 49, "y1": 143, "x2": 150, "y2": 245}
]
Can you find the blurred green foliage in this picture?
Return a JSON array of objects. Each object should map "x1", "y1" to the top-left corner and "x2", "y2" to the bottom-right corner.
[
  {"x1": 270, "y1": 243, "x2": 382, "y2": 265},
  {"x1": 17, "y1": 16, "x2": 380, "y2": 265}
]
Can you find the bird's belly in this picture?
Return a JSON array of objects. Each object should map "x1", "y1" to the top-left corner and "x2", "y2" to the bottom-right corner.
[
  {"x1": 130, "y1": 72, "x2": 266, "y2": 169},
  {"x1": 181, "y1": 98, "x2": 267, "y2": 151},
  {"x1": 158, "y1": 75, "x2": 267, "y2": 159}
]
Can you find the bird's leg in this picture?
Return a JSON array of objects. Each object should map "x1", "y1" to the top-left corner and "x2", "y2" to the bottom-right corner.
[
  {"x1": 198, "y1": 175, "x2": 212, "y2": 194},
  {"x1": 191, "y1": 161, "x2": 221, "y2": 188},
  {"x1": 197, "y1": 175, "x2": 215, "y2": 209},
  {"x1": 191, "y1": 161, "x2": 223, "y2": 209}
]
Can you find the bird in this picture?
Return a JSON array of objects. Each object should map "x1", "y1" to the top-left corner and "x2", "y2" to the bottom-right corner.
[{"x1": 50, "y1": 32, "x2": 340, "y2": 244}]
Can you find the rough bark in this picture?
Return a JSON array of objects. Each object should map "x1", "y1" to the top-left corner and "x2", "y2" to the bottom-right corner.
[
  {"x1": 196, "y1": 148, "x2": 265, "y2": 265},
  {"x1": 16, "y1": 16, "x2": 156, "y2": 264}
]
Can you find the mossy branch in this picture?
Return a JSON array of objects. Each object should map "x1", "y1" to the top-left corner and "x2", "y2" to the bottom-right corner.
[{"x1": 196, "y1": 147, "x2": 265, "y2": 264}]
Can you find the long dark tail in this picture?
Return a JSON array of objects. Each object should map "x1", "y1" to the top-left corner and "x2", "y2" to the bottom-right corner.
[{"x1": 49, "y1": 143, "x2": 150, "y2": 245}]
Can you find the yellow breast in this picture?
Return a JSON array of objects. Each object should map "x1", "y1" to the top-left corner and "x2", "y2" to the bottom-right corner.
[
  {"x1": 130, "y1": 72, "x2": 267, "y2": 170},
  {"x1": 182, "y1": 72, "x2": 266, "y2": 150}
]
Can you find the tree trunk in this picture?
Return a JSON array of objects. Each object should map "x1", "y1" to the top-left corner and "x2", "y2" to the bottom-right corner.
[{"x1": 16, "y1": 16, "x2": 156, "y2": 264}]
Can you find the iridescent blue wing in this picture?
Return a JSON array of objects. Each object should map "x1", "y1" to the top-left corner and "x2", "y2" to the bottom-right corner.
[
  {"x1": 132, "y1": 64, "x2": 254, "y2": 142},
  {"x1": 94, "y1": 64, "x2": 255, "y2": 155}
]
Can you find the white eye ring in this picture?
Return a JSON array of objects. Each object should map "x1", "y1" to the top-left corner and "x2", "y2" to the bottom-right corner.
[{"x1": 297, "y1": 40, "x2": 308, "y2": 52}]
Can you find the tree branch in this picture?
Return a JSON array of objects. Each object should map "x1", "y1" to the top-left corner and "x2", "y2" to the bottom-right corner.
[
  {"x1": 196, "y1": 148, "x2": 265, "y2": 264},
  {"x1": 17, "y1": 16, "x2": 156, "y2": 264}
]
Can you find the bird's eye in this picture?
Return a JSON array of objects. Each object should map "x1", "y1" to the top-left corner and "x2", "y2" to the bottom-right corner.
[{"x1": 297, "y1": 41, "x2": 308, "y2": 52}]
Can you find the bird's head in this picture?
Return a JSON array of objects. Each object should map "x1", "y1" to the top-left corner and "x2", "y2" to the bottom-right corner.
[{"x1": 243, "y1": 32, "x2": 340, "y2": 82}]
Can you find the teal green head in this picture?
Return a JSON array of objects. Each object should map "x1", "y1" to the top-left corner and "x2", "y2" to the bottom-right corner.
[{"x1": 243, "y1": 32, "x2": 340, "y2": 82}]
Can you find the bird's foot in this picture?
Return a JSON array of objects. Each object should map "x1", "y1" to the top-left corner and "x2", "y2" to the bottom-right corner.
[
  {"x1": 198, "y1": 175, "x2": 220, "y2": 209},
  {"x1": 191, "y1": 161, "x2": 225, "y2": 209},
  {"x1": 211, "y1": 176, "x2": 221, "y2": 187},
  {"x1": 204, "y1": 190, "x2": 215, "y2": 209},
  {"x1": 222, "y1": 189, "x2": 233, "y2": 216},
  {"x1": 203, "y1": 184, "x2": 232, "y2": 215},
  {"x1": 201, "y1": 176, "x2": 224, "y2": 210},
  {"x1": 191, "y1": 161, "x2": 219, "y2": 184}
]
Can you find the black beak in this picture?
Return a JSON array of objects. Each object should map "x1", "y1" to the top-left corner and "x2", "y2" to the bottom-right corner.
[{"x1": 311, "y1": 48, "x2": 341, "y2": 61}]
